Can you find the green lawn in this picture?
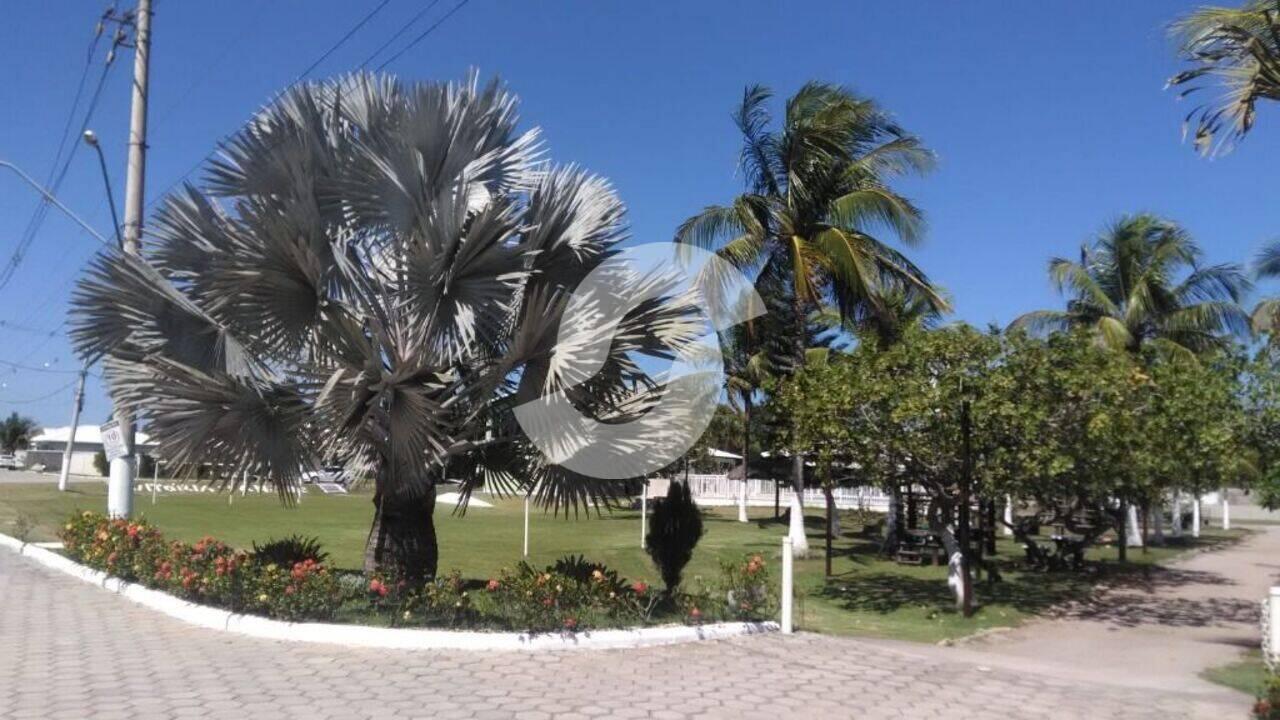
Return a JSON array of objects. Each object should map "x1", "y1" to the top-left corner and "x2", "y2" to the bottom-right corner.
[
  {"x1": 0, "y1": 480, "x2": 1242, "y2": 643},
  {"x1": 1202, "y1": 649, "x2": 1273, "y2": 696}
]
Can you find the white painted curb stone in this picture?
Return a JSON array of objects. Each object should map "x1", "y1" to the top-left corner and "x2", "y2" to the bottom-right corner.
[{"x1": 0, "y1": 532, "x2": 777, "y2": 650}]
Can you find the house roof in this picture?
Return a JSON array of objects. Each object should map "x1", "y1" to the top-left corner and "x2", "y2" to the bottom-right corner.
[{"x1": 32, "y1": 425, "x2": 155, "y2": 447}]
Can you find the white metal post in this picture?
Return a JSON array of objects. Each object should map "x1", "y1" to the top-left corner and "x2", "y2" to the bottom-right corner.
[
  {"x1": 1222, "y1": 492, "x2": 1231, "y2": 531},
  {"x1": 1192, "y1": 496, "x2": 1201, "y2": 538},
  {"x1": 1003, "y1": 495, "x2": 1014, "y2": 536},
  {"x1": 522, "y1": 494, "x2": 530, "y2": 558},
  {"x1": 640, "y1": 480, "x2": 648, "y2": 548},
  {"x1": 781, "y1": 536, "x2": 794, "y2": 634},
  {"x1": 1270, "y1": 587, "x2": 1280, "y2": 669},
  {"x1": 737, "y1": 478, "x2": 748, "y2": 523}
]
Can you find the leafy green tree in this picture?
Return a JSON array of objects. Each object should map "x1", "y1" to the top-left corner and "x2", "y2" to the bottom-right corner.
[
  {"x1": 70, "y1": 74, "x2": 697, "y2": 581},
  {"x1": 1012, "y1": 214, "x2": 1248, "y2": 356},
  {"x1": 675, "y1": 82, "x2": 944, "y2": 553},
  {"x1": 0, "y1": 413, "x2": 39, "y2": 455},
  {"x1": 1168, "y1": 0, "x2": 1280, "y2": 155}
]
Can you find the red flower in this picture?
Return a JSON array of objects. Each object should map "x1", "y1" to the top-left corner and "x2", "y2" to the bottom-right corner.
[
  {"x1": 562, "y1": 617, "x2": 577, "y2": 630},
  {"x1": 631, "y1": 581, "x2": 648, "y2": 595},
  {"x1": 486, "y1": 579, "x2": 500, "y2": 592},
  {"x1": 369, "y1": 579, "x2": 388, "y2": 597}
]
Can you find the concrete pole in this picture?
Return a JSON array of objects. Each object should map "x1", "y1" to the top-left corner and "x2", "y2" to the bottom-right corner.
[
  {"x1": 1222, "y1": 491, "x2": 1231, "y2": 531},
  {"x1": 781, "y1": 536, "x2": 794, "y2": 634},
  {"x1": 787, "y1": 493, "x2": 809, "y2": 557},
  {"x1": 737, "y1": 478, "x2": 748, "y2": 523},
  {"x1": 1192, "y1": 496, "x2": 1201, "y2": 539},
  {"x1": 1003, "y1": 495, "x2": 1014, "y2": 536},
  {"x1": 56, "y1": 366, "x2": 87, "y2": 492},
  {"x1": 108, "y1": 0, "x2": 151, "y2": 519}
]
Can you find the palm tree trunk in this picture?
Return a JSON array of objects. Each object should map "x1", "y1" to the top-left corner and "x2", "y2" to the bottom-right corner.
[
  {"x1": 364, "y1": 477, "x2": 439, "y2": 583},
  {"x1": 739, "y1": 397, "x2": 752, "y2": 523},
  {"x1": 788, "y1": 291, "x2": 809, "y2": 556}
]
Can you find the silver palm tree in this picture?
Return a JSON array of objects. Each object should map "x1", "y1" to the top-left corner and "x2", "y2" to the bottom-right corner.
[{"x1": 70, "y1": 73, "x2": 700, "y2": 580}]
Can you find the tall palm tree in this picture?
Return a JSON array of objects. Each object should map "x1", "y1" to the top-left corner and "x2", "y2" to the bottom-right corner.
[
  {"x1": 0, "y1": 413, "x2": 38, "y2": 454},
  {"x1": 675, "y1": 82, "x2": 945, "y2": 552},
  {"x1": 1011, "y1": 214, "x2": 1249, "y2": 356},
  {"x1": 70, "y1": 73, "x2": 698, "y2": 581},
  {"x1": 720, "y1": 320, "x2": 770, "y2": 521},
  {"x1": 1168, "y1": 0, "x2": 1280, "y2": 155}
]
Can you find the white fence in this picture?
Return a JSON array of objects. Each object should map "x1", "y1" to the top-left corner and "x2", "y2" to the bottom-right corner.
[{"x1": 681, "y1": 473, "x2": 889, "y2": 511}]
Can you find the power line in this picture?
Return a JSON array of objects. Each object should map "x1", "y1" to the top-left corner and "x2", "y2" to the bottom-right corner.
[
  {"x1": 0, "y1": 378, "x2": 80, "y2": 405},
  {"x1": 374, "y1": 0, "x2": 470, "y2": 71},
  {"x1": 145, "y1": 0, "x2": 404, "y2": 209},
  {"x1": 357, "y1": 0, "x2": 441, "y2": 69},
  {"x1": 0, "y1": 57, "x2": 116, "y2": 293},
  {"x1": 296, "y1": 0, "x2": 394, "y2": 80},
  {"x1": 0, "y1": 357, "x2": 93, "y2": 377}
]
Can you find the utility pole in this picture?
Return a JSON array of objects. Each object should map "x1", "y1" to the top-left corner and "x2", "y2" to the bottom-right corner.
[
  {"x1": 57, "y1": 365, "x2": 88, "y2": 492},
  {"x1": 106, "y1": 0, "x2": 151, "y2": 519}
]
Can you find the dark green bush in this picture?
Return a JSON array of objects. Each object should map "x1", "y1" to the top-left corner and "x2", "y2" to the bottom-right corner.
[
  {"x1": 645, "y1": 481, "x2": 704, "y2": 592},
  {"x1": 251, "y1": 535, "x2": 329, "y2": 567}
]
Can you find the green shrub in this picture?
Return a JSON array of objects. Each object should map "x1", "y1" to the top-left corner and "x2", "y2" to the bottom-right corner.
[
  {"x1": 60, "y1": 512, "x2": 341, "y2": 621},
  {"x1": 92, "y1": 451, "x2": 108, "y2": 477},
  {"x1": 644, "y1": 481, "x2": 704, "y2": 591},
  {"x1": 481, "y1": 557, "x2": 655, "y2": 632},
  {"x1": 251, "y1": 535, "x2": 329, "y2": 567},
  {"x1": 1256, "y1": 675, "x2": 1280, "y2": 720}
]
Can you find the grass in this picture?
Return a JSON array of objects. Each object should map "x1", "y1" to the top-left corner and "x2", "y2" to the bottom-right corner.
[
  {"x1": 0, "y1": 480, "x2": 1243, "y2": 643},
  {"x1": 1202, "y1": 649, "x2": 1273, "y2": 696}
]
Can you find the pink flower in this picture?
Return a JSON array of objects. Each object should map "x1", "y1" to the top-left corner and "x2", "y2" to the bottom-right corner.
[
  {"x1": 631, "y1": 581, "x2": 648, "y2": 595},
  {"x1": 486, "y1": 579, "x2": 500, "y2": 592}
]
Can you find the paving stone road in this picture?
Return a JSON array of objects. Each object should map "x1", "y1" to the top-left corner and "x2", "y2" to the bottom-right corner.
[{"x1": 0, "y1": 548, "x2": 1245, "y2": 719}]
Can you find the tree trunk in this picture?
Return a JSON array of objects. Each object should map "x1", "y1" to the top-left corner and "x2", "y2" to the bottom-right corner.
[
  {"x1": 824, "y1": 484, "x2": 835, "y2": 577},
  {"x1": 1116, "y1": 501, "x2": 1128, "y2": 563},
  {"x1": 787, "y1": 289, "x2": 808, "y2": 556},
  {"x1": 364, "y1": 483, "x2": 439, "y2": 583},
  {"x1": 739, "y1": 398, "x2": 751, "y2": 523},
  {"x1": 883, "y1": 485, "x2": 902, "y2": 554}
]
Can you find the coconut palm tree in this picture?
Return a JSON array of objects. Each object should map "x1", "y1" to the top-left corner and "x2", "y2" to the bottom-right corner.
[
  {"x1": 1168, "y1": 0, "x2": 1280, "y2": 155},
  {"x1": 1249, "y1": 241, "x2": 1280, "y2": 339},
  {"x1": 0, "y1": 413, "x2": 38, "y2": 454},
  {"x1": 70, "y1": 73, "x2": 699, "y2": 581},
  {"x1": 1011, "y1": 214, "x2": 1249, "y2": 356},
  {"x1": 675, "y1": 82, "x2": 945, "y2": 552}
]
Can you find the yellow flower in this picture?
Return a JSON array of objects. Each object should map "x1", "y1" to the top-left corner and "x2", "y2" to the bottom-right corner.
[{"x1": 257, "y1": 593, "x2": 269, "y2": 602}]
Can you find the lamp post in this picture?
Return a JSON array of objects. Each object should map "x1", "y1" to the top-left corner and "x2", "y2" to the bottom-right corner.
[{"x1": 82, "y1": 130, "x2": 123, "y2": 248}]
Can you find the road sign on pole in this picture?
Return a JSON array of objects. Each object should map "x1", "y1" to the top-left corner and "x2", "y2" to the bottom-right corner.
[{"x1": 100, "y1": 421, "x2": 128, "y2": 463}]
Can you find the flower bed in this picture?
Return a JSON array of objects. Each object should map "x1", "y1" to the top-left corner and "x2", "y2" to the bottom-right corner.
[{"x1": 59, "y1": 512, "x2": 777, "y2": 632}]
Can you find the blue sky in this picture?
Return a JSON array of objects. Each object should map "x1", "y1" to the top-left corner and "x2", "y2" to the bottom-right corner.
[{"x1": 0, "y1": 0, "x2": 1276, "y2": 426}]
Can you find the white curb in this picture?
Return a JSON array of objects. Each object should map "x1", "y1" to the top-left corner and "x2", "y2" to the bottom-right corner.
[{"x1": 0, "y1": 533, "x2": 778, "y2": 651}]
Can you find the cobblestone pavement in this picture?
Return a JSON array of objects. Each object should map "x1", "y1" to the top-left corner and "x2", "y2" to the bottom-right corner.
[{"x1": 0, "y1": 548, "x2": 1244, "y2": 720}]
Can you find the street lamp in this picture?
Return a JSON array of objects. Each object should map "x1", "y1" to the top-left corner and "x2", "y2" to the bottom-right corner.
[{"x1": 82, "y1": 130, "x2": 123, "y2": 249}]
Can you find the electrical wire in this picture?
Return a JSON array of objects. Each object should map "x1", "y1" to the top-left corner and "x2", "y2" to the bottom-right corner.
[
  {"x1": 0, "y1": 378, "x2": 80, "y2": 405},
  {"x1": 373, "y1": 0, "x2": 469, "y2": 71},
  {"x1": 146, "y1": 0, "x2": 405, "y2": 209},
  {"x1": 357, "y1": 0, "x2": 441, "y2": 70},
  {"x1": 295, "y1": 0, "x2": 394, "y2": 80},
  {"x1": 0, "y1": 59, "x2": 115, "y2": 292}
]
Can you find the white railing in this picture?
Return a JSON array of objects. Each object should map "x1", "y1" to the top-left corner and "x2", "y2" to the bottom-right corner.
[{"x1": 681, "y1": 473, "x2": 889, "y2": 511}]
